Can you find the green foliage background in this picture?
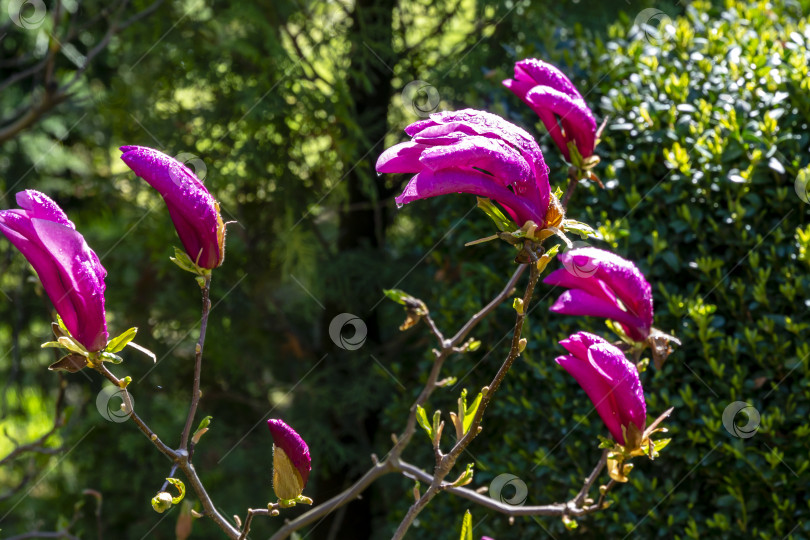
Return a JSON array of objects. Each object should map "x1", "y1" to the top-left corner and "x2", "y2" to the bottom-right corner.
[{"x1": 0, "y1": 0, "x2": 808, "y2": 538}]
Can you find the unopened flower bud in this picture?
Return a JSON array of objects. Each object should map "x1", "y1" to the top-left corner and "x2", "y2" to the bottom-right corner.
[
  {"x1": 151, "y1": 491, "x2": 173, "y2": 513},
  {"x1": 267, "y1": 419, "x2": 311, "y2": 500}
]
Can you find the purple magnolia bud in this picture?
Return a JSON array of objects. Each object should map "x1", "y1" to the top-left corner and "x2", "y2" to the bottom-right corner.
[
  {"x1": 0, "y1": 190, "x2": 108, "y2": 351},
  {"x1": 376, "y1": 109, "x2": 551, "y2": 226},
  {"x1": 267, "y1": 419, "x2": 311, "y2": 499},
  {"x1": 557, "y1": 332, "x2": 646, "y2": 446},
  {"x1": 503, "y1": 59, "x2": 597, "y2": 162},
  {"x1": 543, "y1": 247, "x2": 653, "y2": 342},
  {"x1": 119, "y1": 146, "x2": 225, "y2": 269}
]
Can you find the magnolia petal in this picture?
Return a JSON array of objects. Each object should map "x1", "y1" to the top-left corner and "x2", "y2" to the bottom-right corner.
[
  {"x1": 375, "y1": 142, "x2": 429, "y2": 174},
  {"x1": 558, "y1": 331, "x2": 607, "y2": 360},
  {"x1": 514, "y1": 58, "x2": 582, "y2": 99},
  {"x1": 378, "y1": 109, "x2": 551, "y2": 226},
  {"x1": 555, "y1": 353, "x2": 624, "y2": 443},
  {"x1": 16, "y1": 190, "x2": 74, "y2": 229},
  {"x1": 419, "y1": 136, "x2": 531, "y2": 187},
  {"x1": 524, "y1": 87, "x2": 597, "y2": 159},
  {"x1": 546, "y1": 248, "x2": 654, "y2": 341},
  {"x1": 543, "y1": 267, "x2": 618, "y2": 306},
  {"x1": 164, "y1": 199, "x2": 206, "y2": 267},
  {"x1": 505, "y1": 77, "x2": 573, "y2": 161},
  {"x1": 501, "y1": 77, "x2": 535, "y2": 99},
  {"x1": 588, "y1": 343, "x2": 647, "y2": 434},
  {"x1": 557, "y1": 332, "x2": 648, "y2": 445},
  {"x1": 0, "y1": 192, "x2": 107, "y2": 351},
  {"x1": 564, "y1": 248, "x2": 654, "y2": 337},
  {"x1": 0, "y1": 214, "x2": 81, "y2": 338},
  {"x1": 549, "y1": 289, "x2": 646, "y2": 337},
  {"x1": 414, "y1": 109, "x2": 549, "y2": 185},
  {"x1": 394, "y1": 169, "x2": 540, "y2": 225},
  {"x1": 404, "y1": 117, "x2": 435, "y2": 137},
  {"x1": 32, "y1": 219, "x2": 108, "y2": 351}
]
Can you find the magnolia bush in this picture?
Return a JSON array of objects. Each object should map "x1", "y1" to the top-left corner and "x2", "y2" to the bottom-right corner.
[{"x1": 1, "y1": 58, "x2": 680, "y2": 539}]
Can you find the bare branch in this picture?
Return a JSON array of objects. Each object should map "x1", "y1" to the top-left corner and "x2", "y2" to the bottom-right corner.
[
  {"x1": 179, "y1": 275, "x2": 212, "y2": 451},
  {"x1": 269, "y1": 262, "x2": 529, "y2": 539},
  {"x1": 0, "y1": 0, "x2": 163, "y2": 144}
]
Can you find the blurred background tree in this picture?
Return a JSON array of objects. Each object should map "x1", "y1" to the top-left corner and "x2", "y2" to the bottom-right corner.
[{"x1": 1, "y1": 0, "x2": 808, "y2": 538}]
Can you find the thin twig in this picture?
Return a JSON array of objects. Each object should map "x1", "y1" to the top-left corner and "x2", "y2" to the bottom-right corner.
[
  {"x1": 267, "y1": 265, "x2": 526, "y2": 540},
  {"x1": 397, "y1": 459, "x2": 613, "y2": 517},
  {"x1": 238, "y1": 504, "x2": 280, "y2": 539},
  {"x1": 392, "y1": 259, "x2": 541, "y2": 540},
  {"x1": 95, "y1": 361, "x2": 240, "y2": 538},
  {"x1": 180, "y1": 275, "x2": 212, "y2": 451},
  {"x1": 268, "y1": 461, "x2": 395, "y2": 540},
  {"x1": 174, "y1": 454, "x2": 240, "y2": 538},
  {"x1": 94, "y1": 364, "x2": 176, "y2": 459},
  {"x1": 448, "y1": 264, "x2": 526, "y2": 346},
  {"x1": 561, "y1": 169, "x2": 579, "y2": 209},
  {"x1": 572, "y1": 449, "x2": 608, "y2": 507}
]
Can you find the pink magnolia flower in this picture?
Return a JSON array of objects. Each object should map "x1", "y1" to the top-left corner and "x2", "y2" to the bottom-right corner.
[
  {"x1": 503, "y1": 59, "x2": 597, "y2": 162},
  {"x1": 120, "y1": 146, "x2": 225, "y2": 269},
  {"x1": 267, "y1": 419, "x2": 311, "y2": 499},
  {"x1": 557, "y1": 332, "x2": 646, "y2": 445},
  {"x1": 0, "y1": 191, "x2": 108, "y2": 351},
  {"x1": 543, "y1": 247, "x2": 653, "y2": 342},
  {"x1": 376, "y1": 109, "x2": 551, "y2": 226}
]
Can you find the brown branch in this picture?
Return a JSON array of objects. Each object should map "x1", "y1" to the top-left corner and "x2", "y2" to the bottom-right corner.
[
  {"x1": 561, "y1": 171, "x2": 579, "y2": 209},
  {"x1": 238, "y1": 504, "x2": 279, "y2": 540},
  {"x1": 0, "y1": 88, "x2": 72, "y2": 144},
  {"x1": 94, "y1": 364, "x2": 176, "y2": 459},
  {"x1": 94, "y1": 362, "x2": 240, "y2": 538},
  {"x1": 267, "y1": 264, "x2": 527, "y2": 540},
  {"x1": 397, "y1": 459, "x2": 613, "y2": 517},
  {"x1": 179, "y1": 275, "x2": 212, "y2": 451},
  {"x1": 572, "y1": 449, "x2": 608, "y2": 507},
  {"x1": 392, "y1": 258, "x2": 541, "y2": 539},
  {"x1": 0, "y1": 0, "x2": 163, "y2": 144},
  {"x1": 268, "y1": 460, "x2": 395, "y2": 540},
  {"x1": 175, "y1": 455, "x2": 240, "y2": 538}
]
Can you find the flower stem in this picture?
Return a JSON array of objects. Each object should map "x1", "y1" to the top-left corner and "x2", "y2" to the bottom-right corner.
[
  {"x1": 561, "y1": 168, "x2": 580, "y2": 209},
  {"x1": 179, "y1": 274, "x2": 212, "y2": 452}
]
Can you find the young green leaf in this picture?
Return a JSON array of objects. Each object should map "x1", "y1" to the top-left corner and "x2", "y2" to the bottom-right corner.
[
  {"x1": 383, "y1": 289, "x2": 413, "y2": 305},
  {"x1": 99, "y1": 351, "x2": 124, "y2": 364},
  {"x1": 459, "y1": 509, "x2": 473, "y2": 540},
  {"x1": 166, "y1": 478, "x2": 186, "y2": 504},
  {"x1": 192, "y1": 416, "x2": 213, "y2": 445},
  {"x1": 476, "y1": 197, "x2": 517, "y2": 232},
  {"x1": 462, "y1": 390, "x2": 485, "y2": 435},
  {"x1": 562, "y1": 219, "x2": 596, "y2": 239},
  {"x1": 415, "y1": 405, "x2": 433, "y2": 441},
  {"x1": 57, "y1": 336, "x2": 88, "y2": 356},
  {"x1": 106, "y1": 327, "x2": 138, "y2": 353}
]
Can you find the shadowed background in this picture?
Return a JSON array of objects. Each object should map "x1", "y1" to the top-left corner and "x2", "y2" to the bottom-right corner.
[{"x1": 1, "y1": 0, "x2": 808, "y2": 538}]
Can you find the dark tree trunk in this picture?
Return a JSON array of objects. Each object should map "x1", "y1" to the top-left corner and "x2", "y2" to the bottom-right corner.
[{"x1": 316, "y1": 1, "x2": 396, "y2": 538}]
